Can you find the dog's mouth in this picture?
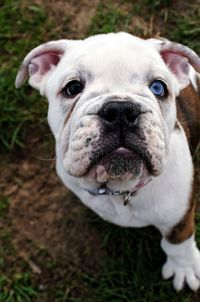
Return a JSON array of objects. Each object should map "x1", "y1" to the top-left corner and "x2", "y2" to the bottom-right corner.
[
  {"x1": 83, "y1": 147, "x2": 152, "y2": 202},
  {"x1": 86, "y1": 147, "x2": 151, "y2": 183}
]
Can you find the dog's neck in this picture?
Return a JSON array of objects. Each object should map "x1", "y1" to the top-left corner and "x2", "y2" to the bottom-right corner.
[{"x1": 85, "y1": 179, "x2": 152, "y2": 205}]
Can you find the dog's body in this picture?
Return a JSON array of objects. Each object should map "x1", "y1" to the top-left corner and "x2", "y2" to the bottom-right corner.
[{"x1": 16, "y1": 32, "x2": 200, "y2": 291}]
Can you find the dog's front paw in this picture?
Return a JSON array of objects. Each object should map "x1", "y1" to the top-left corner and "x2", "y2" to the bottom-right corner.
[
  {"x1": 161, "y1": 236, "x2": 200, "y2": 291},
  {"x1": 162, "y1": 255, "x2": 200, "y2": 291}
]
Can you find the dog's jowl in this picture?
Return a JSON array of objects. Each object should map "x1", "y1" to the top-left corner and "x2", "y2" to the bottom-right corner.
[{"x1": 16, "y1": 32, "x2": 200, "y2": 291}]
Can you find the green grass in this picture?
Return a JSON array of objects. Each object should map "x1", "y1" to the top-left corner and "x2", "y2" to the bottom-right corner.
[
  {"x1": 0, "y1": 1, "x2": 49, "y2": 151},
  {"x1": 0, "y1": 273, "x2": 37, "y2": 302},
  {"x1": 166, "y1": 8, "x2": 200, "y2": 52},
  {"x1": 51, "y1": 210, "x2": 200, "y2": 302},
  {"x1": 88, "y1": 2, "x2": 131, "y2": 35},
  {"x1": 0, "y1": 197, "x2": 10, "y2": 218},
  {"x1": 0, "y1": 196, "x2": 37, "y2": 302},
  {"x1": 64, "y1": 212, "x2": 194, "y2": 302},
  {"x1": 1, "y1": 0, "x2": 200, "y2": 301},
  {"x1": 133, "y1": 0, "x2": 200, "y2": 51}
]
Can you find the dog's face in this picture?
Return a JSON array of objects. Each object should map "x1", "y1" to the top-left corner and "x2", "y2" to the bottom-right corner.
[
  {"x1": 52, "y1": 34, "x2": 177, "y2": 192},
  {"x1": 16, "y1": 32, "x2": 199, "y2": 193}
]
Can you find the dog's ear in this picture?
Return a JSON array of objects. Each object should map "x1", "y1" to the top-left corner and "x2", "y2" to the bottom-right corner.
[
  {"x1": 148, "y1": 38, "x2": 200, "y2": 90},
  {"x1": 15, "y1": 40, "x2": 78, "y2": 94}
]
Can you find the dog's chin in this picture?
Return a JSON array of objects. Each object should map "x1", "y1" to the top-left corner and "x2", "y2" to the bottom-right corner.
[
  {"x1": 79, "y1": 148, "x2": 151, "y2": 194},
  {"x1": 85, "y1": 147, "x2": 146, "y2": 183}
]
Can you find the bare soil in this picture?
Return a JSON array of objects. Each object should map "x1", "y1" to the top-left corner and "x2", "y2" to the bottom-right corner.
[{"x1": 0, "y1": 132, "x2": 107, "y2": 299}]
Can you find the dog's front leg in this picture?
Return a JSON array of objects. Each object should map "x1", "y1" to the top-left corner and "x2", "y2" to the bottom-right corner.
[
  {"x1": 160, "y1": 201, "x2": 200, "y2": 291},
  {"x1": 161, "y1": 236, "x2": 200, "y2": 291}
]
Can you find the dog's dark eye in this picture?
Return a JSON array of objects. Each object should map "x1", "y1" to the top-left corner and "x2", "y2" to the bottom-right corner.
[
  {"x1": 62, "y1": 80, "x2": 84, "y2": 97},
  {"x1": 149, "y1": 80, "x2": 167, "y2": 98}
]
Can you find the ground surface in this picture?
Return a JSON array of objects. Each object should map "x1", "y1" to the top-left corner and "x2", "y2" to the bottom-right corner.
[{"x1": 0, "y1": 0, "x2": 200, "y2": 301}]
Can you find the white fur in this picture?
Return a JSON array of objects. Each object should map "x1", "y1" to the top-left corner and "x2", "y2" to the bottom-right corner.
[
  {"x1": 161, "y1": 236, "x2": 200, "y2": 291},
  {"x1": 56, "y1": 123, "x2": 193, "y2": 233},
  {"x1": 16, "y1": 32, "x2": 200, "y2": 291}
]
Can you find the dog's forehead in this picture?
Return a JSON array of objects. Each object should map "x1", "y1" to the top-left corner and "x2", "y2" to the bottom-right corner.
[
  {"x1": 62, "y1": 33, "x2": 165, "y2": 76},
  {"x1": 83, "y1": 32, "x2": 156, "y2": 56}
]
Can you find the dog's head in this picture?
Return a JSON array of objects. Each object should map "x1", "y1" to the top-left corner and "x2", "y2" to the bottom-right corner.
[{"x1": 16, "y1": 32, "x2": 200, "y2": 193}]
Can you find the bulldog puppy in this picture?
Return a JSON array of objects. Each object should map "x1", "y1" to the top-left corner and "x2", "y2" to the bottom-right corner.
[{"x1": 16, "y1": 32, "x2": 200, "y2": 291}]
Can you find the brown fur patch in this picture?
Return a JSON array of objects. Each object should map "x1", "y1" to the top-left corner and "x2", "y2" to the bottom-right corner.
[
  {"x1": 169, "y1": 79, "x2": 200, "y2": 244},
  {"x1": 197, "y1": 74, "x2": 200, "y2": 98},
  {"x1": 167, "y1": 187, "x2": 196, "y2": 244},
  {"x1": 176, "y1": 82, "x2": 200, "y2": 152}
]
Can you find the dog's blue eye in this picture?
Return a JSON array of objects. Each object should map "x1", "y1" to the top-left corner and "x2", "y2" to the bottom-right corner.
[{"x1": 149, "y1": 80, "x2": 167, "y2": 98}]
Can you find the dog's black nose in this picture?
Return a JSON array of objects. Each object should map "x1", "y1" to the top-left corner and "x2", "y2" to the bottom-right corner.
[{"x1": 98, "y1": 101, "x2": 141, "y2": 128}]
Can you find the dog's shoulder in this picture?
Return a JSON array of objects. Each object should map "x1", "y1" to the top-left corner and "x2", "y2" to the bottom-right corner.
[{"x1": 176, "y1": 71, "x2": 200, "y2": 152}]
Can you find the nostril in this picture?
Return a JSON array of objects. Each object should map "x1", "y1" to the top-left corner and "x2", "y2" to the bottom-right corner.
[
  {"x1": 99, "y1": 106, "x2": 118, "y2": 123},
  {"x1": 104, "y1": 109, "x2": 116, "y2": 123},
  {"x1": 125, "y1": 108, "x2": 140, "y2": 124}
]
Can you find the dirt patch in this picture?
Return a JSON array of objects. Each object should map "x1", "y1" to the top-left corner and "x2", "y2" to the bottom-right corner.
[
  {"x1": 31, "y1": 0, "x2": 101, "y2": 39},
  {"x1": 0, "y1": 134, "x2": 105, "y2": 300}
]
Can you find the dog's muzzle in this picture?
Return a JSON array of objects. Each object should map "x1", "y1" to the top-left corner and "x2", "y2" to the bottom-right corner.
[
  {"x1": 63, "y1": 96, "x2": 166, "y2": 181},
  {"x1": 86, "y1": 100, "x2": 153, "y2": 181}
]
